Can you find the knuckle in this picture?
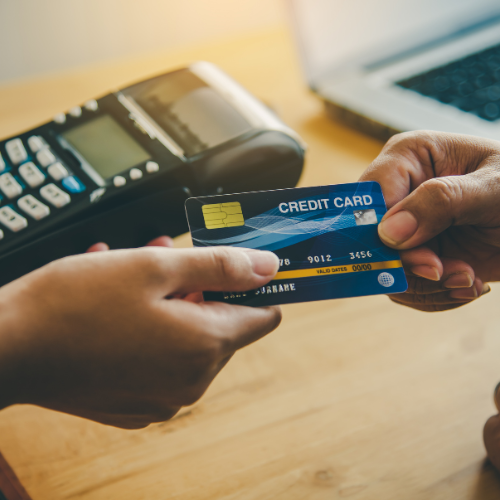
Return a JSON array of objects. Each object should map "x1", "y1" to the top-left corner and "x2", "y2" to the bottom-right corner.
[
  {"x1": 423, "y1": 304, "x2": 454, "y2": 312},
  {"x1": 405, "y1": 276, "x2": 424, "y2": 294},
  {"x1": 270, "y1": 306, "x2": 283, "y2": 330},
  {"x1": 211, "y1": 247, "x2": 241, "y2": 281},
  {"x1": 405, "y1": 275, "x2": 443, "y2": 295},
  {"x1": 152, "y1": 406, "x2": 181, "y2": 422},
  {"x1": 389, "y1": 294, "x2": 447, "y2": 312},
  {"x1": 181, "y1": 333, "x2": 225, "y2": 382},
  {"x1": 136, "y1": 248, "x2": 166, "y2": 280},
  {"x1": 178, "y1": 384, "x2": 208, "y2": 406},
  {"x1": 409, "y1": 293, "x2": 429, "y2": 306},
  {"x1": 385, "y1": 130, "x2": 432, "y2": 150},
  {"x1": 258, "y1": 306, "x2": 283, "y2": 335},
  {"x1": 389, "y1": 294, "x2": 427, "y2": 311},
  {"x1": 420, "y1": 293, "x2": 444, "y2": 307},
  {"x1": 385, "y1": 131, "x2": 414, "y2": 149},
  {"x1": 419, "y1": 177, "x2": 463, "y2": 213},
  {"x1": 200, "y1": 334, "x2": 226, "y2": 363}
]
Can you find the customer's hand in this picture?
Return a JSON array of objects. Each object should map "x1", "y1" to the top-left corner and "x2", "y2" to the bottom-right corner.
[
  {"x1": 360, "y1": 131, "x2": 499, "y2": 312},
  {"x1": 0, "y1": 246, "x2": 281, "y2": 428},
  {"x1": 484, "y1": 384, "x2": 500, "y2": 472}
]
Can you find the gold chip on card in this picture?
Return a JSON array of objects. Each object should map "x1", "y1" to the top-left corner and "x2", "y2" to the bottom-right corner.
[{"x1": 202, "y1": 202, "x2": 244, "y2": 229}]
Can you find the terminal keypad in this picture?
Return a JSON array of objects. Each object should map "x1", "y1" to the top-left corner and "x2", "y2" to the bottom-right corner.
[
  {"x1": 0, "y1": 135, "x2": 85, "y2": 236},
  {"x1": 5, "y1": 139, "x2": 28, "y2": 165},
  {"x1": 36, "y1": 148, "x2": 57, "y2": 168},
  {"x1": 18, "y1": 195, "x2": 50, "y2": 220},
  {"x1": 19, "y1": 162, "x2": 45, "y2": 188},
  {"x1": 0, "y1": 206, "x2": 28, "y2": 232},
  {"x1": 40, "y1": 184, "x2": 71, "y2": 208},
  {"x1": 0, "y1": 173, "x2": 23, "y2": 199}
]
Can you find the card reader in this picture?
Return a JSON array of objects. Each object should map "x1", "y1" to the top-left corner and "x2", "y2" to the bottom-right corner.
[{"x1": 0, "y1": 62, "x2": 305, "y2": 287}]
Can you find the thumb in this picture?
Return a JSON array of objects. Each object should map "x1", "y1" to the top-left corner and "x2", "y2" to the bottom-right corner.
[
  {"x1": 377, "y1": 169, "x2": 499, "y2": 249},
  {"x1": 155, "y1": 246, "x2": 280, "y2": 295}
]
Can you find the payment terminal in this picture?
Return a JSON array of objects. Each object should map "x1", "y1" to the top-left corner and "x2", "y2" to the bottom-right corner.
[{"x1": 0, "y1": 62, "x2": 305, "y2": 286}]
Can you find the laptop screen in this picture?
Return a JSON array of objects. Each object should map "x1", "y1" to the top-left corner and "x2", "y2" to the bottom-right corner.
[{"x1": 289, "y1": 0, "x2": 500, "y2": 84}]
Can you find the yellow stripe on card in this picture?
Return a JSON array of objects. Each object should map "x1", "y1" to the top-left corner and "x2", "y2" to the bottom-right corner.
[{"x1": 273, "y1": 260, "x2": 402, "y2": 280}]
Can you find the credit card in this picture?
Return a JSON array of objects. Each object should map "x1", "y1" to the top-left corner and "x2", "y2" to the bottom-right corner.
[{"x1": 185, "y1": 182, "x2": 407, "y2": 306}]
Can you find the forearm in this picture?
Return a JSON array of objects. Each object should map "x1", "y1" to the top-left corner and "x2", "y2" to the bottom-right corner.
[
  {"x1": 0, "y1": 326, "x2": 20, "y2": 410},
  {"x1": 0, "y1": 283, "x2": 35, "y2": 410}
]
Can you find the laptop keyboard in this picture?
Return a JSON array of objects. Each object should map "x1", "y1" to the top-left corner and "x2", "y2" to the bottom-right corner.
[{"x1": 397, "y1": 43, "x2": 500, "y2": 122}]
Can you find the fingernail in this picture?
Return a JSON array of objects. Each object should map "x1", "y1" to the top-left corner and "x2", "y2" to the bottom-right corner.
[
  {"x1": 146, "y1": 236, "x2": 174, "y2": 248},
  {"x1": 410, "y1": 265, "x2": 440, "y2": 281},
  {"x1": 494, "y1": 382, "x2": 500, "y2": 412},
  {"x1": 482, "y1": 284, "x2": 491, "y2": 295},
  {"x1": 378, "y1": 211, "x2": 418, "y2": 246},
  {"x1": 86, "y1": 242, "x2": 109, "y2": 252},
  {"x1": 443, "y1": 272, "x2": 473, "y2": 289},
  {"x1": 247, "y1": 251, "x2": 279, "y2": 277},
  {"x1": 449, "y1": 286, "x2": 478, "y2": 300}
]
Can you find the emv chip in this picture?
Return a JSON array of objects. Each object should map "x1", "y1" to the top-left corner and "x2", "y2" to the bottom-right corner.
[{"x1": 202, "y1": 202, "x2": 244, "y2": 229}]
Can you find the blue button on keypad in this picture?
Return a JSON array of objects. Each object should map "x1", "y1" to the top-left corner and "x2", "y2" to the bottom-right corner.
[{"x1": 62, "y1": 175, "x2": 86, "y2": 193}]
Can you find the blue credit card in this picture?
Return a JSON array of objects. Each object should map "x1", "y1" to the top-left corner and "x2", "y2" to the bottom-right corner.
[{"x1": 185, "y1": 182, "x2": 407, "y2": 306}]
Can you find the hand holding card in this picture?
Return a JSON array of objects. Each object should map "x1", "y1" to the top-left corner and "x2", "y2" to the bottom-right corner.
[{"x1": 185, "y1": 182, "x2": 407, "y2": 306}]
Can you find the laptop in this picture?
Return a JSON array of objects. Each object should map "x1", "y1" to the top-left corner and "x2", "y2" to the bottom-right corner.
[{"x1": 288, "y1": 0, "x2": 500, "y2": 141}]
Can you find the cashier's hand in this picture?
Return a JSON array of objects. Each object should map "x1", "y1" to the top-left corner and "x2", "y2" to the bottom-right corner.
[
  {"x1": 0, "y1": 245, "x2": 281, "y2": 428},
  {"x1": 359, "y1": 130, "x2": 500, "y2": 312}
]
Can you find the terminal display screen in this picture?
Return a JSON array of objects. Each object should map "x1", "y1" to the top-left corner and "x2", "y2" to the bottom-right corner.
[{"x1": 61, "y1": 115, "x2": 151, "y2": 179}]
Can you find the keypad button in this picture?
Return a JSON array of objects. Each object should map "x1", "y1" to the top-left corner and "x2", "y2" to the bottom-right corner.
[
  {"x1": 62, "y1": 175, "x2": 86, "y2": 193},
  {"x1": 0, "y1": 206, "x2": 27, "y2": 232},
  {"x1": 19, "y1": 162, "x2": 45, "y2": 188},
  {"x1": 0, "y1": 229, "x2": 4, "y2": 240},
  {"x1": 5, "y1": 139, "x2": 28, "y2": 165},
  {"x1": 145, "y1": 161, "x2": 159, "y2": 173},
  {"x1": 18, "y1": 195, "x2": 50, "y2": 220},
  {"x1": 27, "y1": 135, "x2": 46, "y2": 153},
  {"x1": 89, "y1": 187, "x2": 106, "y2": 203},
  {"x1": 0, "y1": 173, "x2": 23, "y2": 199},
  {"x1": 129, "y1": 168, "x2": 143, "y2": 180},
  {"x1": 0, "y1": 153, "x2": 5, "y2": 173},
  {"x1": 53, "y1": 113, "x2": 66, "y2": 124},
  {"x1": 69, "y1": 106, "x2": 82, "y2": 118},
  {"x1": 40, "y1": 183, "x2": 71, "y2": 208},
  {"x1": 84, "y1": 99, "x2": 98, "y2": 111},
  {"x1": 36, "y1": 148, "x2": 56, "y2": 167},
  {"x1": 48, "y1": 162, "x2": 69, "y2": 181},
  {"x1": 113, "y1": 175, "x2": 126, "y2": 187}
]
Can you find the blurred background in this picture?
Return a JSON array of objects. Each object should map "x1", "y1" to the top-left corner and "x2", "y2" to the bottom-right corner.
[
  {"x1": 0, "y1": 0, "x2": 287, "y2": 84},
  {"x1": 3, "y1": 0, "x2": 500, "y2": 145}
]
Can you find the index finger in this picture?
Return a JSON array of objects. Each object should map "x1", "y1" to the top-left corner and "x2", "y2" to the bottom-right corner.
[
  {"x1": 359, "y1": 131, "x2": 500, "y2": 208},
  {"x1": 164, "y1": 298, "x2": 282, "y2": 352},
  {"x1": 201, "y1": 302, "x2": 282, "y2": 351},
  {"x1": 359, "y1": 132, "x2": 436, "y2": 208}
]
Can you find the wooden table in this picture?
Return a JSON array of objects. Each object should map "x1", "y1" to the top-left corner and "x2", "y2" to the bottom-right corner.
[{"x1": 1, "y1": 27, "x2": 500, "y2": 500}]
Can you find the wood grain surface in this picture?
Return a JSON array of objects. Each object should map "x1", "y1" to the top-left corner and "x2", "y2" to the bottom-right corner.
[{"x1": 1, "y1": 27, "x2": 500, "y2": 500}]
